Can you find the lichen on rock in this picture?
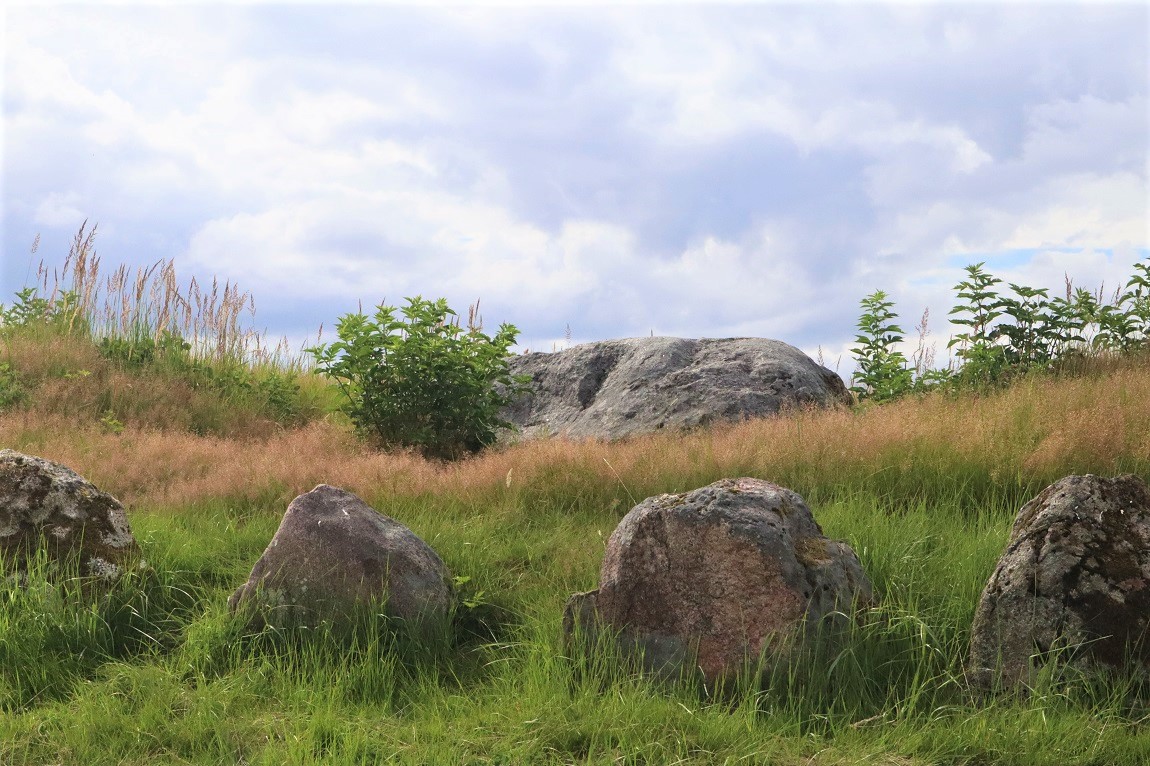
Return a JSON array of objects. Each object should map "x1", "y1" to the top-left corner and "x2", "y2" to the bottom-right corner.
[
  {"x1": 969, "y1": 474, "x2": 1150, "y2": 691},
  {"x1": 0, "y1": 449, "x2": 141, "y2": 584}
]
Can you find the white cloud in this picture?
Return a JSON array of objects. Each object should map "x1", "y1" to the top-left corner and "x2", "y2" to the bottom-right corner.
[
  {"x1": 32, "y1": 192, "x2": 86, "y2": 228},
  {"x1": 999, "y1": 173, "x2": 1149, "y2": 250},
  {"x1": 3, "y1": 3, "x2": 1146, "y2": 363}
]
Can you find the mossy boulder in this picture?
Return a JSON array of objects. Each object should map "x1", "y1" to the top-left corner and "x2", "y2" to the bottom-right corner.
[
  {"x1": 504, "y1": 337, "x2": 851, "y2": 441},
  {"x1": 970, "y1": 474, "x2": 1150, "y2": 690},
  {"x1": 0, "y1": 449, "x2": 140, "y2": 583}
]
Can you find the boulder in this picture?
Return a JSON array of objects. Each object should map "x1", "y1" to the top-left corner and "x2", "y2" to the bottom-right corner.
[
  {"x1": 969, "y1": 474, "x2": 1150, "y2": 690},
  {"x1": 0, "y1": 449, "x2": 140, "y2": 582},
  {"x1": 565, "y1": 477, "x2": 874, "y2": 684},
  {"x1": 229, "y1": 484, "x2": 453, "y2": 630},
  {"x1": 504, "y1": 337, "x2": 851, "y2": 441}
]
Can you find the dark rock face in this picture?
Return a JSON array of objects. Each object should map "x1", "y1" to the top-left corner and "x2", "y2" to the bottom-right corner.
[
  {"x1": 0, "y1": 449, "x2": 140, "y2": 582},
  {"x1": 229, "y1": 484, "x2": 453, "y2": 630},
  {"x1": 565, "y1": 478, "x2": 874, "y2": 684},
  {"x1": 969, "y1": 474, "x2": 1150, "y2": 690},
  {"x1": 504, "y1": 337, "x2": 851, "y2": 441}
]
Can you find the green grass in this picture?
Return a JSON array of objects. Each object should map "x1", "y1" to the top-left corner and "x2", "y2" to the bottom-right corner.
[{"x1": 3, "y1": 475, "x2": 1148, "y2": 765}]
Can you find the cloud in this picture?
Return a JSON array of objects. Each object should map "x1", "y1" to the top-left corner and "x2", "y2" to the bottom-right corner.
[
  {"x1": 3, "y1": 3, "x2": 1146, "y2": 365},
  {"x1": 32, "y1": 192, "x2": 86, "y2": 228}
]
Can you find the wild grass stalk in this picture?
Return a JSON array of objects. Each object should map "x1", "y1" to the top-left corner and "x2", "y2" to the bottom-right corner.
[{"x1": 26, "y1": 221, "x2": 300, "y2": 370}]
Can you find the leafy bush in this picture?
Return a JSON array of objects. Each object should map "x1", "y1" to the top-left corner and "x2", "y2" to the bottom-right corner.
[
  {"x1": 309, "y1": 296, "x2": 527, "y2": 459},
  {"x1": 0, "y1": 287, "x2": 83, "y2": 333},
  {"x1": 850, "y1": 291, "x2": 912, "y2": 403},
  {"x1": 853, "y1": 255, "x2": 1150, "y2": 402},
  {"x1": 946, "y1": 262, "x2": 1009, "y2": 386},
  {"x1": 1105, "y1": 257, "x2": 1150, "y2": 350}
]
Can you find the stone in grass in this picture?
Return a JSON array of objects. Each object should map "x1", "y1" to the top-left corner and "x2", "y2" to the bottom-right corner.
[
  {"x1": 503, "y1": 337, "x2": 853, "y2": 442},
  {"x1": 229, "y1": 484, "x2": 453, "y2": 630},
  {"x1": 0, "y1": 449, "x2": 140, "y2": 584},
  {"x1": 969, "y1": 474, "x2": 1150, "y2": 691},
  {"x1": 564, "y1": 477, "x2": 874, "y2": 686}
]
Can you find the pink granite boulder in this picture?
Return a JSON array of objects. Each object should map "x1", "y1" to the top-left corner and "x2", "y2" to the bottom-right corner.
[{"x1": 565, "y1": 477, "x2": 873, "y2": 685}]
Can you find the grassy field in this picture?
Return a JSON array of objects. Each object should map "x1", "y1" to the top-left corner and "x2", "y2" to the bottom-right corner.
[{"x1": 2, "y1": 251, "x2": 1149, "y2": 763}]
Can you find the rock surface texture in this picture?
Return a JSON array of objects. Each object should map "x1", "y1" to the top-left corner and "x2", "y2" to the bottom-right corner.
[
  {"x1": 229, "y1": 484, "x2": 453, "y2": 629},
  {"x1": 565, "y1": 477, "x2": 874, "y2": 684},
  {"x1": 0, "y1": 449, "x2": 139, "y2": 581},
  {"x1": 504, "y1": 337, "x2": 851, "y2": 441},
  {"x1": 970, "y1": 474, "x2": 1150, "y2": 690}
]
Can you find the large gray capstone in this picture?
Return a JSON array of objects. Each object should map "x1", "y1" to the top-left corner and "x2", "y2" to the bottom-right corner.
[
  {"x1": 0, "y1": 449, "x2": 140, "y2": 582},
  {"x1": 229, "y1": 484, "x2": 453, "y2": 629},
  {"x1": 565, "y1": 478, "x2": 874, "y2": 684},
  {"x1": 504, "y1": 337, "x2": 851, "y2": 441},
  {"x1": 969, "y1": 474, "x2": 1150, "y2": 690}
]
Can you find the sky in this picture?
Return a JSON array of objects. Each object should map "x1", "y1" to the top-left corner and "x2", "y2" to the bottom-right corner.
[{"x1": 3, "y1": 1, "x2": 1148, "y2": 379}]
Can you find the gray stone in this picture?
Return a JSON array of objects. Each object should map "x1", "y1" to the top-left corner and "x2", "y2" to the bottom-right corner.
[
  {"x1": 0, "y1": 449, "x2": 140, "y2": 583},
  {"x1": 969, "y1": 474, "x2": 1150, "y2": 690},
  {"x1": 503, "y1": 337, "x2": 851, "y2": 441},
  {"x1": 229, "y1": 484, "x2": 453, "y2": 630},
  {"x1": 565, "y1": 477, "x2": 874, "y2": 685}
]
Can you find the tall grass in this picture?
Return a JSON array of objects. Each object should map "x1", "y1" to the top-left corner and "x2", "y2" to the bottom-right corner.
[
  {"x1": 1, "y1": 350, "x2": 1144, "y2": 514},
  {"x1": 24, "y1": 221, "x2": 298, "y2": 369}
]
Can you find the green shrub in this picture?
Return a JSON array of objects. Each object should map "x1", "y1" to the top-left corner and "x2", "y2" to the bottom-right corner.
[
  {"x1": 309, "y1": 296, "x2": 527, "y2": 459},
  {"x1": 0, "y1": 287, "x2": 84, "y2": 334},
  {"x1": 1111, "y1": 256, "x2": 1150, "y2": 350},
  {"x1": 854, "y1": 256, "x2": 1150, "y2": 403},
  {"x1": 993, "y1": 282, "x2": 1061, "y2": 370},
  {"x1": 850, "y1": 290, "x2": 913, "y2": 402},
  {"x1": 946, "y1": 262, "x2": 1009, "y2": 386}
]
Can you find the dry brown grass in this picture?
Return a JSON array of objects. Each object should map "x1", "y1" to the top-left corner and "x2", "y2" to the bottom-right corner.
[
  {"x1": 2, "y1": 354, "x2": 1146, "y2": 513},
  {"x1": 1, "y1": 330, "x2": 294, "y2": 439}
]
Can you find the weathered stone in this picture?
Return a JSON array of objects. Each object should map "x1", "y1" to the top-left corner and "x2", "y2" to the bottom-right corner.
[
  {"x1": 565, "y1": 478, "x2": 874, "y2": 684},
  {"x1": 0, "y1": 449, "x2": 140, "y2": 583},
  {"x1": 229, "y1": 484, "x2": 453, "y2": 630},
  {"x1": 503, "y1": 337, "x2": 851, "y2": 441},
  {"x1": 969, "y1": 474, "x2": 1150, "y2": 690}
]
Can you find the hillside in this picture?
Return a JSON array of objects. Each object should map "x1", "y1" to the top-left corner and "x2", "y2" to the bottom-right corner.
[{"x1": 2, "y1": 264, "x2": 1149, "y2": 764}]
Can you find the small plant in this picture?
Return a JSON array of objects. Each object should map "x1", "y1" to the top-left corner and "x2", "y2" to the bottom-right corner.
[
  {"x1": 993, "y1": 282, "x2": 1061, "y2": 370},
  {"x1": 309, "y1": 296, "x2": 528, "y2": 459},
  {"x1": 0, "y1": 362, "x2": 24, "y2": 410},
  {"x1": 1114, "y1": 256, "x2": 1150, "y2": 349},
  {"x1": 946, "y1": 262, "x2": 1008, "y2": 385},
  {"x1": 451, "y1": 575, "x2": 487, "y2": 611},
  {"x1": 0, "y1": 287, "x2": 82, "y2": 333},
  {"x1": 99, "y1": 410, "x2": 125, "y2": 435},
  {"x1": 850, "y1": 290, "x2": 912, "y2": 402}
]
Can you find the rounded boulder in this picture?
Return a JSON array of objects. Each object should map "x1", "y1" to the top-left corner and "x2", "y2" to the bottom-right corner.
[
  {"x1": 0, "y1": 449, "x2": 140, "y2": 584},
  {"x1": 229, "y1": 484, "x2": 453, "y2": 630},
  {"x1": 565, "y1": 477, "x2": 874, "y2": 684},
  {"x1": 969, "y1": 474, "x2": 1150, "y2": 690}
]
